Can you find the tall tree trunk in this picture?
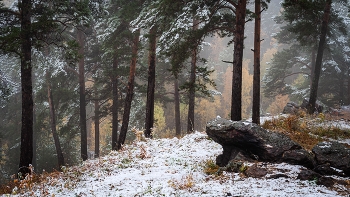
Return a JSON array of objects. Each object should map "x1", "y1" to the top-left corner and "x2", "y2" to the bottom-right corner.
[
  {"x1": 231, "y1": 0, "x2": 247, "y2": 121},
  {"x1": 118, "y1": 30, "x2": 140, "y2": 150},
  {"x1": 308, "y1": 0, "x2": 332, "y2": 114},
  {"x1": 252, "y1": 0, "x2": 261, "y2": 124},
  {"x1": 94, "y1": 93, "x2": 100, "y2": 158},
  {"x1": 348, "y1": 73, "x2": 350, "y2": 105},
  {"x1": 310, "y1": 49, "x2": 316, "y2": 87},
  {"x1": 47, "y1": 76, "x2": 65, "y2": 168},
  {"x1": 19, "y1": 0, "x2": 33, "y2": 177},
  {"x1": 32, "y1": 71, "x2": 37, "y2": 172},
  {"x1": 187, "y1": 18, "x2": 198, "y2": 133},
  {"x1": 32, "y1": 98, "x2": 37, "y2": 172},
  {"x1": 339, "y1": 76, "x2": 344, "y2": 105},
  {"x1": 145, "y1": 26, "x2": 157, "y2": 138},
  {"x1": 77, "y1": 28, "x2": 87, "y2": 160},
  {"x1": 111, "y1": 53, "x2": 119, "y2": 150},
  {"x1": 174, "y1": 75, "x2": 181, "y2": 137}
]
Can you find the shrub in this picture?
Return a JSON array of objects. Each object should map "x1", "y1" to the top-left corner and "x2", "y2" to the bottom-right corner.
[{"x1": 203, "y1": 159, "x2": 219, "y2": 175}]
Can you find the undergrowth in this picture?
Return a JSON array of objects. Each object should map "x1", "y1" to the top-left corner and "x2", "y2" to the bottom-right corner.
[
  {"x1": 168, "y1": 174, "x2": 195, "y2": 190},
  {"x1": 203, "y1": 159, "x2": 220, "y2": 175},
  {"x1": 0, "y1": 166, "x2": 42, "y2": 195},
  {"x1": 262, "y1": 112, "x2": 350, "y2": 150}
]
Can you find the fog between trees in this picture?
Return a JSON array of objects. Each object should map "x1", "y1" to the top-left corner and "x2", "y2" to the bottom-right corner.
[{"x1": 0, "y1": 0, "x2": 349, "y2": 183}]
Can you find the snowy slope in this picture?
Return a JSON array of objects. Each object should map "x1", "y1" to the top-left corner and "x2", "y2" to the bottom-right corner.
[{"x1": 6, "y1": 131, "x2": 349, "y2": 197}]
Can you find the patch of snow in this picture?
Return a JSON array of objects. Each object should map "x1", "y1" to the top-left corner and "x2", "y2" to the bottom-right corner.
[
  {"x1": 265, "y1": 144, "x2": 273, "y2": 148},
  {"x1": 318, "y1": 141, "x2": 332, "y2": 149},
  {"x1": 6, "y1": 132, "x2": 348, "y2": 197}
]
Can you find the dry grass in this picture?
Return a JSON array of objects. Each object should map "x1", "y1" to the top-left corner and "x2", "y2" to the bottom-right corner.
[
  {"x1": 0, "y1": 179, "x2": 20, "y2": 194},
  {"x1": 168, "y1": 174, "x2": 195, "y2": 190},
  {"x1": 262, "y1": 113, "x2": 350, "y2": 150},
  {"x1": 202, "y1": 159, "x2": 220, "y2": 175},
  {"x1": 0, "y1": 171, "x2": 44, "y2": 195}
]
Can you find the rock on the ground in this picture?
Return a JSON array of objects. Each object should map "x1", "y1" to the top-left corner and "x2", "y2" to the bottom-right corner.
[
  {"x1": 312, "y1": 141, "x2": 350, "y2": 176},
  {"x1": 297, "y1": 169, "x2": 336, "y2": 187},
  {"x1": 206, "y1": 117, "x2": 315, "y2": 168},
  {"x1": 245, "y1": 164, "x2": 268, "y2": 178},
  {"x1": 283, "y1": 102, "x2": 299, "y2": 114}
]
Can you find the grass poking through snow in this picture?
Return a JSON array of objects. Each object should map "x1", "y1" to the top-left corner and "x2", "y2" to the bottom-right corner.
[{"x1": 262, "y1": 112, "x2": 350, "y2": 150}]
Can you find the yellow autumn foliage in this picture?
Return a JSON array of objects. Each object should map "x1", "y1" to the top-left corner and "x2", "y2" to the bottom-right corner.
[
  {"x1": 220, "y1": 59, "x2": 253, "y2": 119},
  {"x1": 154, "y1": 102, "x2": 166, "y2": 131},
  {"x1": 266, "y1": 94, "x2": 290, "y2": 115}
]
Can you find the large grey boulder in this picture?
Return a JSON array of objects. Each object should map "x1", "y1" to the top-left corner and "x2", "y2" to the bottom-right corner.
[
  {"x1": 206, "y1": 117, "x2": 315, "y2": 168},
  {"x1": 312, "y1": 141, "x2": 350, "y2": 176}
]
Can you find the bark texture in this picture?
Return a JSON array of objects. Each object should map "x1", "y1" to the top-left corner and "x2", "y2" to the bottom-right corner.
[
  {"x1": 111, "y1": 54, "x2": 119, "y2": 150},
  {"x1": 174, "y1": 76, "x2": 181, "y2": 136},
  {"x1": 118, "y1": 30, "x2": 140, "y2": 150},
  {"x1": 252, "y1": 0, "x2": 261, "y2": 124},
  {"x1": 231, "y1": 0, "x2": 247, "y2": 121},
  {"x1": 308, "y1": 0, "x2": 331, "y2": 114},
  {"x1": 94, "y1": 94, "x2": 100, "y2": 158},
  {"x1": 19, "y1": 0, "x2": 33, "y2": 177},
  {"x1": 145, "y1": 26, "x2": 157, "y2": 138},
  {"x1": 77, "y1": 28, "x2": 87, "y2": 161},
  {"x1": 187, "y1": 18, "x2": 198, "y2": 133},
  {"x1": 47, "y1": 79, "x2": 65, "y2": 168}
]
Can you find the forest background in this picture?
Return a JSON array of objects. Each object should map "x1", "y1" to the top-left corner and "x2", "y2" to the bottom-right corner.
[{"x1": 0, "y1": 0, "x2": 349, "y2": 184}]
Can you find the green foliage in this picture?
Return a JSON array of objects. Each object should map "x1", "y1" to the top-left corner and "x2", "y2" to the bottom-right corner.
[
  {"x1": 0, "y1": 93, "x2": 21, "y2": 183},
  {"x1": 64, "y1": 40, "x2": 81, "y2": 66},
  {"x1": 180, "y1": 66, "x2": 216, "y2": 97},
  {"x1": 264, "y1": 0, "x2": 350, "y2": 105},
  {"x1": 263, "y1": 46, "x2": 308, "y2": 98},
  {"x1": 0, "y1": 71, "x2": 10, "y2": 102},
  {"x1": 0, "y1": 0, "x2": 91, "y2": 55}
]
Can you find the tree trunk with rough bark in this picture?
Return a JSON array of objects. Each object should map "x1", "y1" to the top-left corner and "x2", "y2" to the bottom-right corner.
[
  {"x1": 111, "y1": 53, "x2": 119, "y2": 150},
  {"x1": 94, "y1": 95, "x2": 100, "y2": 158},
  {"x1": 19, "y1": 0, "x2": 33, "y2": 177},
  {"x1": 231, "y1": 0, "x2": 247, "y2": 121},
  {"x1": 348, "y1": 74, "x2": 350, "y2": 105},
  {"x1": 308, "y1": 0, "x2": 332, "y2": 114},
  {"x1": 118, "y1": 30, "x2": 140, "y2": 150},
  {"x1": 145, "y1": 26, "x2": 157, "y2": 138},
  {"x1": 32, "y1": 99, "x2": 37, "y2": 172},
  {"x1": 187, "y1": 18, "x2": 198, "y2": 133},
  {"x1": 252, "y1": 0, "x2": 261, "y2": 124},
  {"x1": 174, "y1": 75, "x2": 181, "y2": 137},
  {"x1": 77, "y1": 28, "x2": 87, "y2": 161},
  {"x1": 47, "y1": 76, "x2": 65, "y2": 168},
  {"x1": 310, "y1": 49, "x2": 316, "y2": 87}
]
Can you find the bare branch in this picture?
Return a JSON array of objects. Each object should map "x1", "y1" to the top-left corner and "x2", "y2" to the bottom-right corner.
[
  {"x1": 225, "y1": 0, "x2": 237, "y2": 8},
  {"x1": 64, "y1": 65, "x2": 79, "y2": 76},
  {"x1": 222, "y1": 60, "x2": 233, "y2": 64},
  {"x1": 280, "y1": 72, "x2": 310, "y2": 82}
]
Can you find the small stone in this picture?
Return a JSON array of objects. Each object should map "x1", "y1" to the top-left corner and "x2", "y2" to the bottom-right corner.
[{"x1": 245, "y1": 164, "x2": 268, "y2": 178}]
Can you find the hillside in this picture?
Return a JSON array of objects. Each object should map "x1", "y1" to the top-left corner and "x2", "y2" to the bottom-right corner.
[{"x1": 2, "y1": 128, "x2": 349, "y2": 197}]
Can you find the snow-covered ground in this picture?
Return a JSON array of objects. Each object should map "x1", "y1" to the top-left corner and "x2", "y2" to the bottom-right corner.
[{"x1": 6, "y1": 131, "x2": 349, "y2": 197}]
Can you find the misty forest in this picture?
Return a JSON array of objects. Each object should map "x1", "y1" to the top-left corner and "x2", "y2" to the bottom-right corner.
[{"x1": 0, "y1": 0, "x2": 349, "y2": 188}]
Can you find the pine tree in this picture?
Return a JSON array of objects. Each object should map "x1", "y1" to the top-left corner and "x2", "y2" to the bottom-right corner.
[
  {"x1": 264, "y1": 0, "x2": 349, "y2": 107},
  {"x1": 46, "y1": 71, "x2": 65, "y2": 168},
  {"x1": 118, "y1": 29, "x2": 141, "y2": 150},
  {"x1": 252, "y1": 0, "x2": 262, "y2": 124},
  {"x1": 0, "y1": 0, "x2": 89, "y2": 175},
  {"x1": 308, "y1": 0, "x2": 332, "y2": 114},
  {"x1": 145, "y1": 25, "x2": 157, "y2": 138}
]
